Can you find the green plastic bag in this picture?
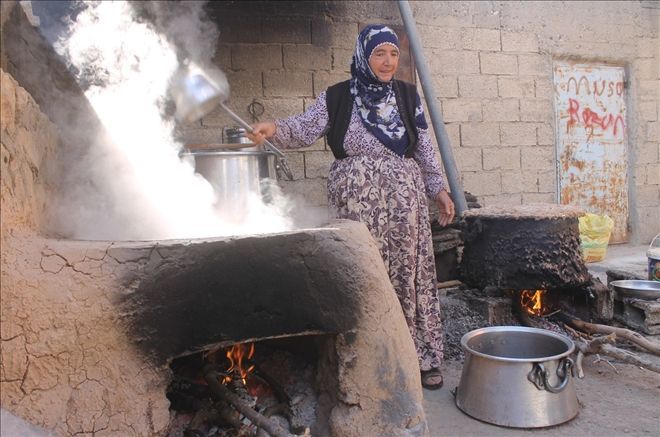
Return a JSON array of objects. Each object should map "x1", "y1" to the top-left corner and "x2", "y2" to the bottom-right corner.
[{"x1": 578, "y1": 213, "x2": 614, "y2": 263}]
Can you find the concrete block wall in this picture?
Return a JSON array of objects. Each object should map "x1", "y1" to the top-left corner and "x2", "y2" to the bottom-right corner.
[
  {"x1": 181, "y1": 0, "x2": 658, "y2": 242},
  {"x1": 179, "y1": 2, "x2": 359, "y2": 208}
]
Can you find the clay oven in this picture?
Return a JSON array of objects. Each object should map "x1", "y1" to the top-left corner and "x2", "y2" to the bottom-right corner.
[
  {"x1": 459, "y1": 204, "x2": 612, "y2": 323},
  {"x1": 2, "y1": 214, "x2": 428, "y2": 435}
]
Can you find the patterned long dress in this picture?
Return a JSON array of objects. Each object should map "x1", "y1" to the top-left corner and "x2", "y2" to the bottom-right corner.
[{"x1": 270, "y1": 90, "x2": 446, "y2": 371}]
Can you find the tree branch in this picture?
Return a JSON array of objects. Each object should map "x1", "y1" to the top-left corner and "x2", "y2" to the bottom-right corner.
[
  {"x1": 575, "y1": 334, "x2": 660, "y2": 374},
  {"x1": 556, "y1": 313, "x2": 660, "y2": 356}
]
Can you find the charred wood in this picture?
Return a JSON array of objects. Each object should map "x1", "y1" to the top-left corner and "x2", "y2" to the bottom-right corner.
[
  {"x1": 574, "y1": 334, "x2": 617, "y2": 378},
  {"x1": 556, "y1": 313, "x2": 660, "y2": 356},
  {"x1": 203, "y1": 365, "x2": 291, "y2": 437},
  {"x1": 256, "y1": 416, "x2": 294, "y2": 437},
  {"x1": 598, "y1": 343, "x2": 660, "y2": 373},
  {"x1": 514, "y1": 302, "x2": 561, "y2": 333},
  {"x1": 217, "y1": 401, "x2": 242, "y2": 429},
  {"x1": 437, "y1": 280, "x2": 463, "y2": 290},
  {"x1": 514, "y1": 303, "x2": 536, "y2": 328},
  {"x1": 574, "y1": 334, "x2": 660, "y2": 375},
  {"x1": 255, "y1": 367, "x2": 291, "y2": 406}
]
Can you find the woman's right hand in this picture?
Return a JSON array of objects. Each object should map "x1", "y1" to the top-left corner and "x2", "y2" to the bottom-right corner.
[{"x1": 247, "y1": 121, "x2": 277, "y2": 145}]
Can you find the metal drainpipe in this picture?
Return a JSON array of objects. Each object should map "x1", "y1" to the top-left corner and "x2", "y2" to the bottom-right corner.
[{"x1": 397, "y1": 0, "x2": 468, "y2": 215}]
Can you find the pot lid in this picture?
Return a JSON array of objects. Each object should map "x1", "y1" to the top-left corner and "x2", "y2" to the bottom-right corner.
[{"x1": 185, "y1": 142, "x2": 258, "y2": 151}]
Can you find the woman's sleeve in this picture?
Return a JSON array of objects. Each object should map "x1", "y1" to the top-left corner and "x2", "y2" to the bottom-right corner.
[
  {"x1": 270, "y1": 91, "x2": 330, "y2": 149},
  {"x1": 415, "y1": 127, "x2": 447, "y2": 200}
]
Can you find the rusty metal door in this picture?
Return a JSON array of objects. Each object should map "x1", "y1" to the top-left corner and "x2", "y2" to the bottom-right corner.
[{"x1": 553, "y1": 62, "x2": 629, "y2": 243}]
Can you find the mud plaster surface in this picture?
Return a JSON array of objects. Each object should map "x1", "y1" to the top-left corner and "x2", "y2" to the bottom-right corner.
[
  {"x1": 0, "y1": 232, "x2": 172, "y2": 436},
  {"x1": 1, "y1": 221, "x2": 428, "y2": 437},
  {"x1": 462, "y1": 203, "x2": 585, "y2": 220}
]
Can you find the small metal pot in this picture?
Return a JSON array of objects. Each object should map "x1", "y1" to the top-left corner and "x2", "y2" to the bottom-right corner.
[{"x1": 455, "y1": 326, "x2": 579, "y2": 428}]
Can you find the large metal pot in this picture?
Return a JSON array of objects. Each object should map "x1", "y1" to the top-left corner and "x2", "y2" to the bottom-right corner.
[
  {"x1": 182, "y1": 148, "x2": 277, "y2": 217},
  {"x1": 455, "y1": 326, "x2": 579, "y2": 428}
]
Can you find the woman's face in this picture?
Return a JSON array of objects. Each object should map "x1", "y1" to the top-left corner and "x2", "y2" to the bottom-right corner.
[{"x1": 368, "y1": 44, "x2": 399, "y2": 83}]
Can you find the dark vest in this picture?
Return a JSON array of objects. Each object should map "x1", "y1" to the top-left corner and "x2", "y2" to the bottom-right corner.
[{"x1": 325, "y1": 79, "x2": 420, "y2": 159}]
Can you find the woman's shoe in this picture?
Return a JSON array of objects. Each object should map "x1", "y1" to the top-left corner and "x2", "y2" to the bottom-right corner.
[{"x1": 421, "y1": 368, "x2": 443, "y2": 390}]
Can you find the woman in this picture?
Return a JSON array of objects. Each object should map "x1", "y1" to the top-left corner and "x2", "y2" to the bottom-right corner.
[{"x1": 249, "y1": 24, "x2": 454, "y2": 390}]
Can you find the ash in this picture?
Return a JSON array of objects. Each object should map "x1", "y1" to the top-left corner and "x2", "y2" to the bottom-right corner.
[
  {"x1": 255, "y1": 349, "x2": 318, "y2": 433},
  {"x1": 440, "y1": 289, "x2": 496, "y2": 361}
]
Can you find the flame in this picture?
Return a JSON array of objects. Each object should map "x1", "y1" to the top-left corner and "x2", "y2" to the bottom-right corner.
[
  {"x1": 222, "y1": 343, "x2": 255, "y2": 385},
  {"x1": 520, "y1": 289, "x2": 547, "y2": 316}
]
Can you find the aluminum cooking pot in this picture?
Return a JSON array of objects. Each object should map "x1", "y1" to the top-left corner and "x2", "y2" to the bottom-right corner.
[
  {"x1": 455, "y1": 326, "x2": 579, "y2": 428},
  {"x1": 181, "y1": 148, "x2": 277, "y2": 218},
  {"x1": 170, "y1": 63, "x2": 293, "y2": 180}
]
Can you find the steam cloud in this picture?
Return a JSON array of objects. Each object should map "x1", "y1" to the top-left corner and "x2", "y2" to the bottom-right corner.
[
  {"x1": 47, "y1": 0, "x2": 307, "y2": 240},
  {"x1": 139, "y1": 1, "x2": 218, "y2": 65}
]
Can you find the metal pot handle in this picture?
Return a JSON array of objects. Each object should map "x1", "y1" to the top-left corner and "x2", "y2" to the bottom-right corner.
[
  {"x1": 217, "y1": 102, "x2": 294, "y2": 181},
  {"x1": 527, "y1": 358, "x2": 574, "y2": 394},
  {"x1": 276, "y1": 158, "x2": 294, "y2": 181}
]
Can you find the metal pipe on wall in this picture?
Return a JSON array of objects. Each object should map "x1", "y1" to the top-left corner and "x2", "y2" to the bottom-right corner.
[{"x1": 397, "y1": 0, "x2": 468, "y2": 215}]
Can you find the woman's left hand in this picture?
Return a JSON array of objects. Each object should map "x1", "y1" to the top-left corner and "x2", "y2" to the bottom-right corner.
[{"x1": 436, "y1": 190, "x2": 455, "y2": 227}]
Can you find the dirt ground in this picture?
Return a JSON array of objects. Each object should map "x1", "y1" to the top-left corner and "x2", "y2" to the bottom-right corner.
[
  {"x1": 425, "y1": 243, "x2": 660, "y2": 436},
  {"x1": 424, "y1": 357, "x2": 660, "y2": 436},
  {"x1": 3, "y1": 356, "x2": 658, "y2": 437},
  {"x1": 2, "y1": 244, "x2": 657, "y2": 436}
]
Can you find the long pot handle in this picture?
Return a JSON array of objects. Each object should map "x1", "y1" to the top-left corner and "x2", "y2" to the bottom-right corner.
[
  {"x1": 527, "y1": 358, "x2": 574, "y2": 394},
  {"x1": 218, "y1": 102, "x2": 293, "y2": 180},
  {"x1": 218, "y1": 102, "x2": 285, "y2": 158}
]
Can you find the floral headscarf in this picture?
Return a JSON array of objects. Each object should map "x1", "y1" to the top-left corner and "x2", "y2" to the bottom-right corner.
[{"x1": 350, "y1": 24, "x2": 428, "y2": 156}]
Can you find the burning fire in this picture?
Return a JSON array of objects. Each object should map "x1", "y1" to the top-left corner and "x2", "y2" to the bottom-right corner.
[
  {"x1": 222, "y1": 343, "x2": 255, "y2": 385},
  {"x1": 520, "y1": 289, "x2": 547, "y2": 316}
]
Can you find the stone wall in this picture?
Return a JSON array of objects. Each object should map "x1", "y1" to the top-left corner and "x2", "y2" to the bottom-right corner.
[
  {"x1": 183, "y1": 0, "x2": 659, "y2": 243},
  {"x1": 1, "y1": 1, "x2": 138, "y2": 240},
  {"x1": 0, "y1": 69, "x2": 56, "y2": 242}
]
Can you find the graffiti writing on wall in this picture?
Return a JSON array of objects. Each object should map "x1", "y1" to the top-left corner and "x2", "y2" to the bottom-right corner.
[
  {"x1": 560, "y1": 73, "x2": 626, "y2": 140},
  {"x1": 567, "y1": 98, "x2": 625, "y2": 138},
  {"x1": 566, "y1": 76, "x2": 625, "y2": 97},
  {"x1": 553, "y1": 62, "x2": 629, "y2": 243}
]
